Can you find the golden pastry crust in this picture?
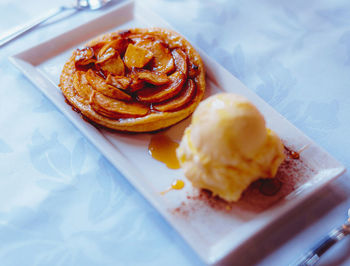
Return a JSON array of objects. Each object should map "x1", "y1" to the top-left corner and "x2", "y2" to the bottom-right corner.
[{"x1": 59, "y1": 28, "x2": 206, "y2": 132}]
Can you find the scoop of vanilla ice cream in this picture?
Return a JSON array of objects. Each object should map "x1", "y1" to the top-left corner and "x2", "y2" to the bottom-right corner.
[{"x1": 176, "y1": 93, "x2": 285, "y2": 202}]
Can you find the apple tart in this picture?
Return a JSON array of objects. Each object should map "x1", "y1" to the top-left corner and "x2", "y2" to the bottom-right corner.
[{"x1": 59, "y1": 28, "x2": 205, "y2": 132}]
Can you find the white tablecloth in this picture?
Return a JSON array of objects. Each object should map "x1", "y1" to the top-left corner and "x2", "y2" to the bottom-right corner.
[{"x1": 1, "y1": 0, "x2": 350, "y2": 265}]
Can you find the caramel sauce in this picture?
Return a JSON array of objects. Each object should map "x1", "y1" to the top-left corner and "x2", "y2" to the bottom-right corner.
[
  {"x1": 285, "y1": 144, "x2": 309, "y2": 160},
  {"x1": 161, "y1": 179, "x2": 185, "y2": 195},
  {"x1": 172, "y1": 179, "x2": 185, "y2": 189},
  {"x1": 148, "y1": 135, "x2": 180, "y2": 169},
  {"x1": 289, "y1": 150, "x2": 300, "y2": 159}
]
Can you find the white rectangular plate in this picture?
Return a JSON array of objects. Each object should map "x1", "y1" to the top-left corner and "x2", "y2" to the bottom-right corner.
[{"x1": 10, "y1": 1, "x2": 346, "y2": 264}]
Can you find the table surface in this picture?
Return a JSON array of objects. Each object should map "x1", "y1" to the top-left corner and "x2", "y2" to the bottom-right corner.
[{"x1": 1, "y1": 0, "x2": 350, "y2": 265}]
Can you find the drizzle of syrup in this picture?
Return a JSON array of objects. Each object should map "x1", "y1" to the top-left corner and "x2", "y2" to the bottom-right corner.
[
  {"x1": 289, "y1": 150, "x2": 300, "y2": 159},
  {"x1": 285, "y1": 145, "x2": 310, "y2": 160},
  {"x1": 148, "y1": 135, "x2": 180, "y2": 169},
  {"x1": 161, "y1": 179, "x2": 185, "y2": 195}
]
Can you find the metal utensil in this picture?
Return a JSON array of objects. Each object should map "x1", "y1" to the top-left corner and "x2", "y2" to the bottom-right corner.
[
  {"x1": 292, "y1": 209, "x2": 350, "y2": 266},
  {"x1": 0, "y1": 0, "x2": 112, "y2": 47}
]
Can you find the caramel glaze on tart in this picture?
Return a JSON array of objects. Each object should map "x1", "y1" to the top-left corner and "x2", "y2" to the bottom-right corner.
[{"x1": 59, "y1": 28, "x2": 206, "y2": 132}]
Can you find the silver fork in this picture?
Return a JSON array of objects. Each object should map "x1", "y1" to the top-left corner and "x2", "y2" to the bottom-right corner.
[
  {"x1": 292, "y1": 208, "x2": 350, "y2": 266},
  {"x1": 0, "y1": 0, "x2": 111, "y2": 47}
]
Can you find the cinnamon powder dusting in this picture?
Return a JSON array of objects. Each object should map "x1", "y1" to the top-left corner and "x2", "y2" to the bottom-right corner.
[{"x1": 172, "y1": 146, "x2": 315, "y2": 217}]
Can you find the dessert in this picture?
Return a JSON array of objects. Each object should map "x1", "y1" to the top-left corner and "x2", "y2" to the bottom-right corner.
[
  {"x1": 176, "y1": 93, "x2": 285, "y2": 202},
  {"x1": 59, "y1": 28, "x2": 205, "y2": 132}
]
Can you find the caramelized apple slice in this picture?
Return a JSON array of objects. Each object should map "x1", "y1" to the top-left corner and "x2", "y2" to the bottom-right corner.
[
  {"x1": 125, "y1": 71, "x2": 145, "y2": 92},
  {"x1": 73, "y1": 71, "x2": 93, "y2": 99},
  {"x1": 74, "y1": 47, "x2": 95, "y2": 67},
  {"x1": 172, "y1": 48, "x2": 188, "y2": 75},
  {"x1": 106, "y1": 38, "x2": 129, "y2": 55},
  {"x1": 137, "y1": 71, "x2": 185, "y2": 103},
  {"x1": 96, "y1": 37, "x2": 130, "y2": 62},
  {"x1": 96, "y1": 46, "x2": 116, "y2": 64},
  {"x1": 91, "y1": 92, "x2": 148, "y2": 118},
  {"x1": 104, "y1": 84, "x2": 132, "y2": 101},
  {"x1": 124, "y1": 44, "x2": 153, "y2": 68},
  {"x1": 89, "y1": 35, "x2": 128, "y2": 52},
  {"x1": 136, "y1": 70, "x2": 169, "y2": 85},
  {"x1": 129, "y1": 79, "x2": 145, "y2": 92},
  {"x1": 153, "y1": 79, "x2": 196, "y2": 112},
  {"x1": 98, "y1": 54, "x2": 125, "y2": 76},
  {"x1": 86, "y1": 70, "x2": 131, "y2": 101},
  {"x1": 136, "y1": 40, "x2": 174, "y2": 73},
  {"x1": 95, "y1": 39, "x2": 126, "y2": 76},
  {"x1": 106, "y1": 74, "x2": 131, "y2": 90},
  {"x1": 90, "y1": 41, "x2": 109, "y2": 53}
]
